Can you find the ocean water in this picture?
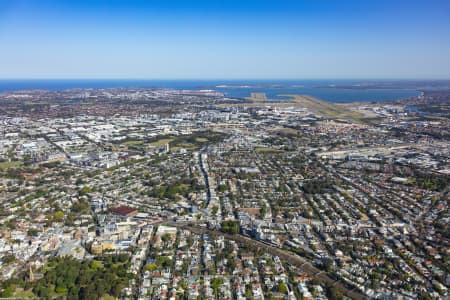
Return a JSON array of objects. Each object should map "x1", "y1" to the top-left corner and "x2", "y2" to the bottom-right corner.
[{"x1": 0, "y1": 79, "x2": 420, "y2": 103}]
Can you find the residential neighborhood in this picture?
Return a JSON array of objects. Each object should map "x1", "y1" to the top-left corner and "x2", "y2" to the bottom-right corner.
[{"x1": 0, "y1": 87, "x2": 448, "y2": 299}]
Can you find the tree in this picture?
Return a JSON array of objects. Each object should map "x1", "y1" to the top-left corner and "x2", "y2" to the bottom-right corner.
[
  {"x1": 79, "y1": 186, "x2": 91, "y2": 195},
  {"x1": 0, "y1": 286, "x2": 13, "y2": 298},
  {"x1": 179, "y1": 280, "x2": 187, "y2": 290},
  {"x1": 34, "y1": 284, "x2": 50, "y2": 298},
  {"x1": 55, "y1": 286, "x2": 68, "y2": 294},
  {"x1": 161, "y1": 234, "x2": 171, "y2": 243},
  {"x1": 79, "y1": 285, "x2": 96, "y2": 299},
  {"x1": 27, "y1": 228, "x2": 39, "y2": 237},
  {"x1": 71, "y1": 199, "x2": 90, "y2": 213},
  {"x1": 54, "y1": 211, "x2": 64, "y2": 221},
  {"x1": 278, "y1": 282, "x2": 288, "y2": 293},
  {"x1": 144, "y1": 263, "x2": 158, "y2": 272},
  {"x1": 326, "y1": 285, "x2": 343, "y2": 300},
  {"x1": 211, "y1": 205, "x2": 219, "y2": 216},
  {"x1": 212, "y1": 277, "x2": 224, "y2": 297},
  {"x1": 2, "y1": 254, "x2": 16, "y2": 265},
  {"x1": 260, "y1": 205, "x2": 267, "y2": 218},
  {"x1": 156, "y1": 256, "x2": 172, "y2": 268},
  {"x1": 221, "y1": 220, "x2": 240, "y2": 234},
  {"x1": 217, "y1": 184, "x2": 227, "y2": 192},
  {"x1": 245, "y1": 284, "x2": 253, "y2": 299},
  {"x1": 28, "y1": 255, "x2": 131, "y2": 299}
]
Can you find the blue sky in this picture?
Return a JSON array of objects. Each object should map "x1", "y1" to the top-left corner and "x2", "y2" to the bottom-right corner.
[{"x1": 0, "y1": 0, "x2": 449, "y2": 79}]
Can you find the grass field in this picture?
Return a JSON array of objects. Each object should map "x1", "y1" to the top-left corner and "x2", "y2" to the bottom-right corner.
[
  {"x1": 195, "y1": 137, "x2": 208, "y2": 142},
  {"x1": 123, "y1": 140, "x2": 144, "y2": 145},
  {"x1": 405, "y1": 115, "x2": 449, "y2": 121},
  {"x1": 13, "y1": 289, "x2": 35, "y2": 298},
  {"x1": 255, "y1": 147, "x2": 284, "y2": 153},
  {"x1": 150, "y1": 138, "x2": 174, "y2": 147},
  {"x1": 178, "y1": 142, "x2": 196, "y2": 148},
  {"x1": 0, "y1": 161, "x2": 23, "y2": 169},
  {"x1": 171, "y1": 143, "x2": 197, "y2": 151}
]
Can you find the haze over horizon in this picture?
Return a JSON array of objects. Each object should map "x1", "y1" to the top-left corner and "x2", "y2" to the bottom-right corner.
[{"x1": 1, "y1": 0, "x2": 450, "y2": 80}]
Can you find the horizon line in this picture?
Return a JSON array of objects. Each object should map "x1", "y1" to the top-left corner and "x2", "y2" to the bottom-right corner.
[{"x1": 0, "y1": 78, "x2": 450, "y2": 81}]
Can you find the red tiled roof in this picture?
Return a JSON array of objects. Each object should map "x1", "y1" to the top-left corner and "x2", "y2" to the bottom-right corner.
[{"x1": 111, "y1": 205, "x2": 137, "y2": 216}]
